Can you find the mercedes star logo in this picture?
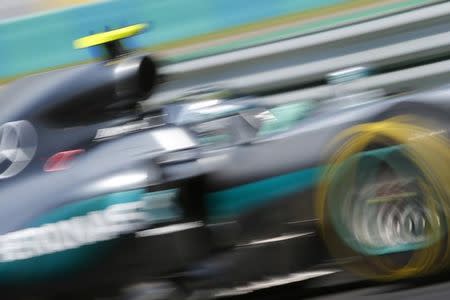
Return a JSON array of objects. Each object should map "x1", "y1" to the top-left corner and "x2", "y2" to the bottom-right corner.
[{"x1": 0, "y1": 120, "x2": 37, "y2": 179}]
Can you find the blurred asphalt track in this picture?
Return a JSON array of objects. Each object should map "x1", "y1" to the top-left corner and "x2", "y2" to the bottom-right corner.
[
  {"x1": 164, "y1": 0, "x2": 443, "y2": 61},
  {"x1": 226, "y1": 272, "x2": 450, "y2": 300}
]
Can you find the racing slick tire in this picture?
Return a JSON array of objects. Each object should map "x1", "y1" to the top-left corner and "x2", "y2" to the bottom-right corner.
[{"x1": 316, "y1": 114, "x2": 450, "y2": 281}]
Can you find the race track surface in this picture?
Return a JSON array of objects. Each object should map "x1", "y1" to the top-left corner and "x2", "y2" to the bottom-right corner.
[{"x1": 229, "y1": 272, "x2": 450, "y2": 300}]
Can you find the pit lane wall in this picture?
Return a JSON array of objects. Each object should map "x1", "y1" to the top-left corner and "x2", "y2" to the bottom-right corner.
[{"x1": 0, "y1": 0, "x2": 382, "y2": 80}]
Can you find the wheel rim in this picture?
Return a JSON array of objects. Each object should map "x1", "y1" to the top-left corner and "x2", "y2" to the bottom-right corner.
[
  {"x1": 329, "y1": 155, "x2": 442, "y2": 256},
  {"x1": 316, "y1": 116, "x2": 450, "y2": 280}
]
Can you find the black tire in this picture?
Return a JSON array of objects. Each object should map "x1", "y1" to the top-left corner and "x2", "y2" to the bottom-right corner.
[{"x1": 316, "y1": 114, "x2": 450, "y2": 281}]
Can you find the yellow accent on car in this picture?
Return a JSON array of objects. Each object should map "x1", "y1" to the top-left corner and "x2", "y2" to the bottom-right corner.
[{"x1": 73, "y1": 24, "x2": 148, "y2": 49}]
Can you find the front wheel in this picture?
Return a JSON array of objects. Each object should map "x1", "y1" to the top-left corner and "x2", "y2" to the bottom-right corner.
[{"x1": 317, "y1": 115, "x2": 450, "y2": 281}]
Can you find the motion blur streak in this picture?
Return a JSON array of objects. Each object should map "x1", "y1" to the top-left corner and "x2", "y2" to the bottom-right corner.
[
  {"x1": 0, "y1": 0, "x2": 98, "y2": 20},
  {"x1": 43, "y1": 149, "x2": 85, "y2": 172},
  {"x1": 317, "y1": 115, "x2": 450, "y2": 281}
]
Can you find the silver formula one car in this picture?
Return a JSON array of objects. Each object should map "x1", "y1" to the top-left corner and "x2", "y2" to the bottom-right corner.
[{"x1": 0, "y1": 24, "x2": 449, "y2": 300}]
